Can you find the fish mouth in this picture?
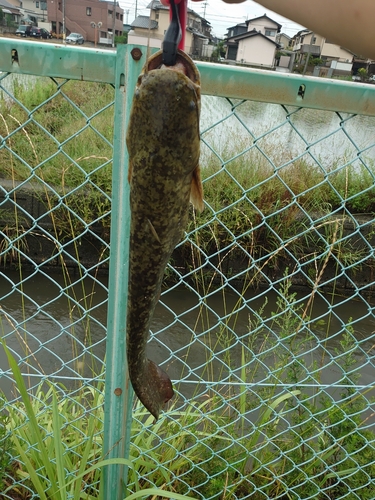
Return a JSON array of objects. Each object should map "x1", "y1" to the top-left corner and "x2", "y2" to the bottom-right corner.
[{"x1": 144, "y1": 49, "x2": 200, "y2": 85}]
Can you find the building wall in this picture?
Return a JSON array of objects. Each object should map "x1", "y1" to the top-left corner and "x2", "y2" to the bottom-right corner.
[
  {"x1": 277, "y1": 33, "x2": 291, "y2": 49},
  {"x1": 133, "y1": 8, "x2": 195, "y2": 56},
  {"x1": 247, "y1": 17, "x2": 278, "y2": 40},
  {"x1": 330, "y1": 60, "x2": 352, "y2": 71},
  {"x1": 237, "y1": 36, "x2": 276, "y2": 66},
  {"x1": 321, "y1": 43, "x2": 353, "y2": 61},
  {"x1": 47, "y1": 0, "x2": 123, "y2": 41},
  {"x1": 292, "y1": 32, "x2": 324, "y2": 52},
  {"x1": 150, "y1": 8, "x2": 169, "y2": 35},
  {"x1": 127, "y1": 31, "x2": 162, "y2": 48}
]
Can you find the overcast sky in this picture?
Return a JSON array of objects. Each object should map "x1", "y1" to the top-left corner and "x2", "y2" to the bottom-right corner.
[{"x1": 120, "y1": 0, "x2": 305, "y2": 38}]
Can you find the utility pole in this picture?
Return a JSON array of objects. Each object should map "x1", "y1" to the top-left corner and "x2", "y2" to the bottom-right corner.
[
  {"x1": 62, "y1": 0, "x2": 66, "y2": 43},
  {"x1": 125, "y1": 9, "x2": 129, "y2": 24},
  {"x1": 202, "y1": 1, "x2": 207, "y2": 18},
  {"x1": 135, "y1": 0, "x2": 138, "y2": 19},
  {"x1": 112, "y1": 0, "x2": 116, "y2": 47},
  {"x1": 303, "y1": 31, "x2": 315, "y2": 75}
]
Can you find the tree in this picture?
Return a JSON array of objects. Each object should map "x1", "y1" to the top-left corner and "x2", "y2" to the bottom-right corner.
[
  {"x1": 212, "y1": 40, "x2": 225, "y2": 61},
  {"x1": 357, "y1": 67, "x2": 369, "y2": 82}
]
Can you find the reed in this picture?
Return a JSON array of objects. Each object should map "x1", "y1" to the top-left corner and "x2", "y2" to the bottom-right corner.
[{"x1": 2, "y1": 301, "x2": 374, "y2": 499}]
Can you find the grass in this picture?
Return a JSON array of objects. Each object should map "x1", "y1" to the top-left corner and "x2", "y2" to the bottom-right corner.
[
  {"x1": 1, "y1": 288, "x2": 375, "y2": 499},
  {"x1": 0, "y1": 407, "x2": 12, "y2": 493},
  {"x1": 0, "y1": 76, "x2": 375, "y2": 270}
]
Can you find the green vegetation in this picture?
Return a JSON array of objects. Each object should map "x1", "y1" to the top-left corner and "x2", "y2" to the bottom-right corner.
[
  {"x1": 115, "y1": 33, "x2": 128, "y2": 45},
  {"x1": 357, "y1": 67, "x2": 369, "y2": 82},
  {"x1": 1, "y1": 278, "x2": 375, "y2": 498},
  {"x1": 0, "y1": 406, "x2": 12, "y2": 492},
  {"x1": 211, "y1": 40, "x2": 225, "y2": 61},
  {"x1": 1, "y1": 76, "x2": 375, "y2": 500},
  {"x1": 1, "y1": 77, "x2": 374, "y2": 275}
]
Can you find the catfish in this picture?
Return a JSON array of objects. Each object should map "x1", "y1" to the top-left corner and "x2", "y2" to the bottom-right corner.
[{"x1": 126, "y1": 49, "x2": 204, "y2": 420}]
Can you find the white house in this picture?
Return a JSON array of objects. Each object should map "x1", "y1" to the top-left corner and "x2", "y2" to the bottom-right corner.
[{"x1": 225, "y1": 14, "x2": 281, "y2": 67}]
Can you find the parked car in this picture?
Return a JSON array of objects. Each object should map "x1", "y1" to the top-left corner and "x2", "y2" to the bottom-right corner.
[
  {"x1": 15, "y1": 25, "x2": 33, "y2": 37},
  {"x1": 66, "y1": 33, "x2": 84, "y2": 45},
  {"x1": 30, "y1": 27, "x2": 52, "y2": 39}
]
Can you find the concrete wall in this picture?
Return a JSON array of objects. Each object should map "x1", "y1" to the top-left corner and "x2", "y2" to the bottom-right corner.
[{"x1": 127, "y1": 31, "x2": 162, "y2": 48}]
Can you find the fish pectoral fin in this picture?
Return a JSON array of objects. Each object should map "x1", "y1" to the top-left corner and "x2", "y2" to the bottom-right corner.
[
  {"x1": 190, "y1": 165, "x2": 204, "y2": 212},
  {"x1": 127, "y1": 160, "x2": 133, "y2": 184},
  {"x1": 147, "y1": 219, "x2": 161, "y2": 244}
]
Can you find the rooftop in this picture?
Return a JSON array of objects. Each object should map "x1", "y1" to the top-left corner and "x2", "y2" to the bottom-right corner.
[{"x1": 131, "y1": 15, "x2": 158, "y2": 29}]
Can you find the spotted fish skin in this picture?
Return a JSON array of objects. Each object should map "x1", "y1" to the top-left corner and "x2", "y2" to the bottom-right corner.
[{"x1": 126, "y1": 50, "x2": 203, "y2": 420}]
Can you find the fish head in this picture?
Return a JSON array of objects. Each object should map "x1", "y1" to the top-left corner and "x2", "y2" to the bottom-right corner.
[{"x1": 126, "y1": 49, "x2": 203, "y2": 209}]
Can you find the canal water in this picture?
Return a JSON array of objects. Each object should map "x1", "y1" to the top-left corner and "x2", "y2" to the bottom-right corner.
[
  {"x1": 1, "y1": 269, "x2": 374, "y2": 404},
  {"x1": 200, "y1": 94, "x2": 375, "y2": 170}
]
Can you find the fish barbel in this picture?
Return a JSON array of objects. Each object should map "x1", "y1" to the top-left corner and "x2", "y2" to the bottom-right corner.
[{"x1": 126, "y1": 49, "x2": 204, "y2": 420}]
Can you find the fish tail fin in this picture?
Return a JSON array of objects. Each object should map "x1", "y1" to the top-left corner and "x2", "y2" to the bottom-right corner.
[
  {"x1": 131, "y1": 359, "x2": 174, "y2": 420},
  {"x1": 190, "y1": 165, "x2": 204, "y2": 212}
]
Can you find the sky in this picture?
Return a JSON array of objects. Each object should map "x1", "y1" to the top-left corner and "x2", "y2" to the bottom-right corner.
[{"x1": 119, "y1": 0, "x2": 306, "y2": 39}]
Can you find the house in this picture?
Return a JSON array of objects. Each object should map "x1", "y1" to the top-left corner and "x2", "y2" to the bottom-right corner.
[
  {"x1": 291, "y1": 29, "x2": 354, "y2": 74},
  {"x1": 246, "y1": 14, "x2": 281, "y2": 39},
  {"x1": 0, "y1": 0, "x2": 22, "y2": 25},
  {"x1": 8, "y1": 0, "x2": 45, "y2": 23},
  {"x1": 128, "y1": 0, "x2": 212, "y2": 58},
  {"x1": 276, "y1": 32, "x2": 291, "y2": 49},
  {"x1": 46, "y1": 0, "x2": 124, "y2": 43},
  {"x1": 225, "y1": 14, "x2": 281, "y2": 67},
  {"x1": 291, "y1": 30, "x2": 355, "y2": 63},
  {"x1": 226, "y1": 22, "x2": 247, "y2": 40}
]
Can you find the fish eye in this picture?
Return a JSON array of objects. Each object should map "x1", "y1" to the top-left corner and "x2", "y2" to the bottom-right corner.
[{"x1": 188, "y1": 100, "x2": 196, "y2": 111}]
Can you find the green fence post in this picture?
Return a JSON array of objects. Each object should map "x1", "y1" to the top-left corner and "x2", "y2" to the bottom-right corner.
[{"x1": 102, "y1": 44, "x2": 147, "y2": 500}]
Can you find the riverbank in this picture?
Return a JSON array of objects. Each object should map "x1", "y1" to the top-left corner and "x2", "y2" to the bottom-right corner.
[
  {"x1": 1, "y1": 178, "x2": 374, "y2": 294},
  {"x1": 1, "y1": 78, "x2": 375, "y2": 294}
]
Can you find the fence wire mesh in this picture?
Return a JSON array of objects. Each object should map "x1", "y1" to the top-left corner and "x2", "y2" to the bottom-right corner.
[{"x1": 0, "y1": 43, "x2": 375, "y2": 500}]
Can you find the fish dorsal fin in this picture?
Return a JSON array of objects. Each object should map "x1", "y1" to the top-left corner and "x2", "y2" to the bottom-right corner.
[{"x1": 190, "y1": 165, "x2": 204, "y2": 212}]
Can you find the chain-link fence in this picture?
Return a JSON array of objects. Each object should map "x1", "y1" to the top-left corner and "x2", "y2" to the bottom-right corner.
[{"x1": 1, "y1": 40, "x2": 375, "y2": 499}]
